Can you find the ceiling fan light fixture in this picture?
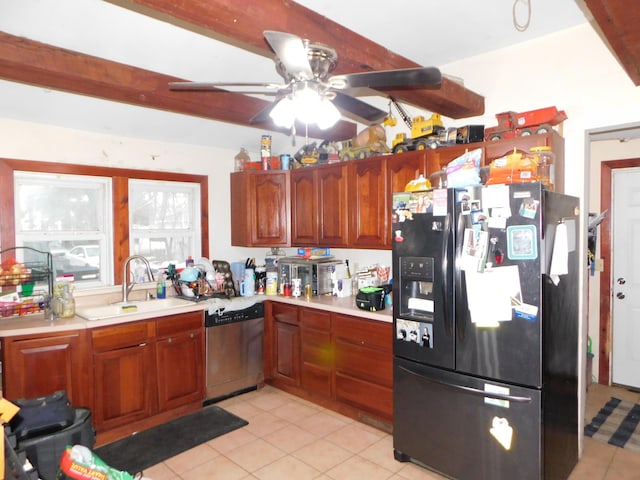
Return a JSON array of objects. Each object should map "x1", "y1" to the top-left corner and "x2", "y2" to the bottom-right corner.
[
  {"x1": 269, "y1": 96, "x2": 295, "y2": 128},
  {"x1": 315, "y1": 97, "x2": 341, "y2": 130}
]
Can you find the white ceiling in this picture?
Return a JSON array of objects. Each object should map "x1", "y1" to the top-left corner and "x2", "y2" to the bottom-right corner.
[{"x1": 0, "y1": 0, "x2": 590, "y2": 153}]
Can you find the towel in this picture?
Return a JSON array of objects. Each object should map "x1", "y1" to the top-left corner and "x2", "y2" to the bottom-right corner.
[{"x1": 549, "y1": 222, "x2": 568, "y2": 285}]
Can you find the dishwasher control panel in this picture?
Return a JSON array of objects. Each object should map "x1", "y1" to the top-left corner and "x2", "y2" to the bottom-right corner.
[{"x1": 205, "y1": 301, "x2": 264, "y2": 327}]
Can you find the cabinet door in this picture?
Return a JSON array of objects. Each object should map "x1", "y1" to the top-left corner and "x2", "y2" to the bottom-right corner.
[
  {"x1": 348, "y1": 158, "x2": 388, "y2": 248},
  {"x1": 93, "y1": 342, "x2": 156, "y2": 432},
  {"x1": 273, "y1": 320, "x2": 301, "y2": 386},
  {"x1": 387, "y1": 150, "x2": 427, "y2": 195},
  {"x1": 387, "y1": 151, "x2": 427, "y2": 245},
  {"x1": 300, "y1": 308, "x2": 332, "y2": 398},
  {"x1": 334, "y1": 314, "x2": 393, "y2": 419},
  {"x1": 1, "y1": 330, "x2": 90, "y2": 406},
  {"x1": 156, "y1": 329, "x2": 204, "y2": 411},
  {"x1": 291, "y1": 169, "x2": 318, "y2": 245},
  {"x1": 318, "y1": 164, "x2": 349, "y2": 247},
  {"x1": 231, "y1": 171, "x2": 290, "y2": 246}
]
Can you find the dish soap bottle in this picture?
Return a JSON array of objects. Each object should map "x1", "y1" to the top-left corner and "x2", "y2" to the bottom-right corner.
[{"x1": 156, "y1": 275, "x2": 166, "y2": 299}]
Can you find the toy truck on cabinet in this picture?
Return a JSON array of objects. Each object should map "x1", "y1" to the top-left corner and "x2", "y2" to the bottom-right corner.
[
  {"x1": 339, "y1": 124, "x2": 390, "y2": 160},
  {"x1": 391, "y1": 113, "x2": 448, "y2": 153},
  {"x1": 484, "y1": 106, "x2": 567, "y2": 141}
]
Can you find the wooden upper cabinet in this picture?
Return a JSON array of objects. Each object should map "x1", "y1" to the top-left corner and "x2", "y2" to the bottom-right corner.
[
  {"x1": 386, "y1": 151, "x2": 427, "y2": 245},
  {"x1": 317, "y1": 164, "x2": 349, "y2": 247},
  {"x1": 386, "y1": 150, "x2": 428, "y2": 195},
  {"x1": 348, "y1": 158, "x2": 388, "y2": 248},
  {"x1": 291, "y1": 168, "x2": 319, "y2": 245},
  {"x1": 291, "y1": 164, "x2": 349, "y2": 247},
  {"x1": 231, "y1": 171, "x2": 290, "y2": 246}
]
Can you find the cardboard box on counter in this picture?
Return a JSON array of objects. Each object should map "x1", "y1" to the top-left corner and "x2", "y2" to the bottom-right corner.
[{"x1": 297, "y1": 247, "x2": 331, "y2": 258}]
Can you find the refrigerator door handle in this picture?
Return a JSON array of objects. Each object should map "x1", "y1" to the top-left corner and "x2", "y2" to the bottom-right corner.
[
  {"x1": 398, "y1": 365, "x2": 533, "y2": 403},
  {"x1": 442, "y1": 213, "x2": 452, "y2": 336},
  {"x1": 454, "y1": 210, "x2": 470, "y2": 341}
]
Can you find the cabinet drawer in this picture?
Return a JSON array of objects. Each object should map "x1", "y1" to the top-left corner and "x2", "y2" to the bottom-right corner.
[
  {"x1": 302, "y1": 329, "x2": 332, "y2": 366},
  {"x1": 156, "y1": 311, "x2": 203, "y2": 338},
  {"x1": 300, "y1": 307, "x2": 331, "y2": 331},
  {"x1": 335, "y1": 371, "x2": 393, "y2": 418},
  {"x1": 91, "y1": 320, "x2": 155, "y2": 352},
  {"x1": 334, "y1": 314, "x2": 392, "y2": 352},
  {"x1": 272, "y1": 302, "x2": 299, "y2": 325},
  {"x1": 335, "y1": 338, "x2": 392, "y2": 387}
]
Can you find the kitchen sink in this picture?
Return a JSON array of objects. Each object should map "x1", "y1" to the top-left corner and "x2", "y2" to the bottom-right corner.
[{"x1": 76, "y1": 297, "x2": 194, "y2": 321}]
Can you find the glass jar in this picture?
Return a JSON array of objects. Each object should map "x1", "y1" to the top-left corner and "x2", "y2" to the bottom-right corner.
[
  {"x1": 428, "y1": 169, "x2": 448, "y2": 189},
  {"x1": 234, "y1": 148, "x2": 250, "y2": 172},
  {"x1": 530, "y1": 146, "x2": 555, "y2": 191}
]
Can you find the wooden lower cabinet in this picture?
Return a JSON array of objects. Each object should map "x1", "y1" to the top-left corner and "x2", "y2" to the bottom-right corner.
[
  {"x1": 265, "y1": 301, "x2": 393, "y2": 428},
  {"x1": 334, "y1": 314, "x2": 393, "y2": 421},
  {"x1": 300, "y1": 308, "x2": 332, "y2": 398},
  {"x1": 91, "y1": 320, "x2": 156, "y2": 431},
  {"x1": 1, "y1": 329, "x2": 91, "y2": 406},
  {"x1": 155, "y1": 312, "x2": 205, "y2": 412},
  {"x1": 271, "y1": 302, "x2": 301, "y2": 386},
  {"x1": 91, "y1": 312, "x2": 205, "y2": 435}
]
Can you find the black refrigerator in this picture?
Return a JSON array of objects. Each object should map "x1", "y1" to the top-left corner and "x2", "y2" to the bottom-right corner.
[{"x1": 391, "y1": 183, "x2": 579, "y2": 480}]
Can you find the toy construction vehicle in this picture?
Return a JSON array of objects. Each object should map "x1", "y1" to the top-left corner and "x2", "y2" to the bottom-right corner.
[
  {"x1": 339, "y1": 124, "x2": 390, "y2": 160},
  {"x1": 484, "y1": 106, "x2": 567, "y2": 141}
]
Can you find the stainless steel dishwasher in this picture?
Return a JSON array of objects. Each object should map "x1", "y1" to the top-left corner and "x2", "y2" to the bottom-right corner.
[{"x1": 204, "y1": 301, "x2": 264, "y2": 404}]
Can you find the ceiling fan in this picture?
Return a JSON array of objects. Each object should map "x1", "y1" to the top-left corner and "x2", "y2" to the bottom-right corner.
[{"x1": 169, "y1": 31, "x2": 442, "y2": 131}]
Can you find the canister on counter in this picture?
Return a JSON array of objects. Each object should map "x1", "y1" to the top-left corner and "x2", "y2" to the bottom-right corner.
[
  {"x1": 261, "y1": 134, "x2": 272, "y2": 170},
  {"x1": 265, "y1": 269, "x2": 278, "y2": 295}
]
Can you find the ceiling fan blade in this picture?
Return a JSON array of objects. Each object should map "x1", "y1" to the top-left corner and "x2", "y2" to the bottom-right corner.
[
  {"x1": 331, "y1": 92, "x2": 388, "y2": 125},
  {"x1": 169, "y1": 81, "x2": 283, "y2": 93},
  {"x1": 249, "y1": 100, "x2": 280, "y2": 125},
  {"x1": 329, "y1": 67, "x2": 442, "y2": 90},
  {"x1": 264, "y1": 31, "x2": 314, "y2": 81}
]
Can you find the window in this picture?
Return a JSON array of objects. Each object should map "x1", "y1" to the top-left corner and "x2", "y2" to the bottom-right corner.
[
  {"x1": 129, "y1": 179, "x2": 201, "y2": 271},
  {"x1": 0, "y1": 158, "x2": 209, "y2": 290},
  {"x1": 14, "y1": 171, "x2": 112, "y2": 286}
]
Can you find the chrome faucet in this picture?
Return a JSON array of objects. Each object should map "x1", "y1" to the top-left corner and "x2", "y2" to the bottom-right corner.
[{"x1": 122, "y1": 255, "x2": 155, "y2": 303}]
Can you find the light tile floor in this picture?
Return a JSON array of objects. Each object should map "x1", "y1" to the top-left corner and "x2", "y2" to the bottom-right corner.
[{"x1": 142, "y1": 383, "x2": 640, "y2": 480}]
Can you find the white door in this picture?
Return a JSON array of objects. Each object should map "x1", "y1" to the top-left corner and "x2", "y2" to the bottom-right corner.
[{"x1": 612, "y1": 167, "x2": 640, "y2": 388}]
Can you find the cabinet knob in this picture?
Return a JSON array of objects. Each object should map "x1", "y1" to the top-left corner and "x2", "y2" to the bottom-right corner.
[
  {"x1": 190, "y1": 332, "x2": 195, "y2": 338},
  {"x1": 167, "y1": 337, "x2": 172, "y2": 343}
]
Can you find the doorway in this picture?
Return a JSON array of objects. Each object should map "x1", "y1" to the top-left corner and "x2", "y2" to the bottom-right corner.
[{"x1": 595, "y1": 135, "x2": 640, "y2": 386}]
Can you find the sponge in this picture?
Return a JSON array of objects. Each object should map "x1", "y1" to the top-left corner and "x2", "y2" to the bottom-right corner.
[{"x1": 120, "y1": 304, "x2": 138, "y2": 312}]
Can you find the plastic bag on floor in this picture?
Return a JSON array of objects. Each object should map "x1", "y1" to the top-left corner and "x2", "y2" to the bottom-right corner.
[{"x1": 58, "y1": 445, "x2": 137, "y2": 480}]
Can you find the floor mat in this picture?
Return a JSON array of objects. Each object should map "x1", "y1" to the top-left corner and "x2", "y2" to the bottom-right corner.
[
  {"x1": 584, "y1": 397, "x2": 640, "y2": 452},
  {"x1": 94, "y1": 405, "x2": 248, "y2": 475}
]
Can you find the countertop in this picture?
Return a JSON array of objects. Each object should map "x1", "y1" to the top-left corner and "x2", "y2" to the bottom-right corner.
[{"x1": 0, "y1": 293, "x2": 391, "y2": 337}]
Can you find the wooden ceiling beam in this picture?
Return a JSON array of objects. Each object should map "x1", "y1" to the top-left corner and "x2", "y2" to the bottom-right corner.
[
  {"x1": 583, "y1": 0, "x2": 640, "y2": 86},
  {"x1": 0, "y1": 32, "x2": 356, "y2": 140},
  {"x1": 108, "y1": 0, "x2": 485, "y2": 118}
]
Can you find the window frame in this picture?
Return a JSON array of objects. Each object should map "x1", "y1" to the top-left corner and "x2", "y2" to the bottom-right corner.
[{"x1": 0, "y1": 158, "x2": 209, "y2": 288}]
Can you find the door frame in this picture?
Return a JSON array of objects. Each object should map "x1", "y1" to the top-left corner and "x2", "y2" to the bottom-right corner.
[{"x1": 598, "y1": 158, "x2": 640, "y2": 384}]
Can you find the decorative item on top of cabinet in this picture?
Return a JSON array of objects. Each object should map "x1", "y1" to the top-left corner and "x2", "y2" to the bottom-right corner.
[{"x1": 230, "y1": 170, "x2": 290, "y2": 247}]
